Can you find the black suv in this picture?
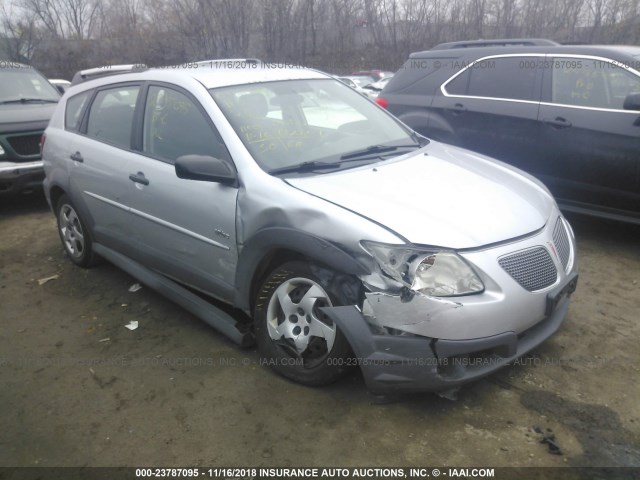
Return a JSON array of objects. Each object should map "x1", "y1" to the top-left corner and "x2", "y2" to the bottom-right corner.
[
  {"x1": 378, "y1": 39, "x2": 640, "y2": 224},
  {"x1": 0, "y1": 62, "x2": 60, "y2": 196}
]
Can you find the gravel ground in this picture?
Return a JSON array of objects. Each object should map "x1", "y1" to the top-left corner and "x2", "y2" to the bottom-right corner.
[{"x1": 1, "y1": 192, "x2": 639, "y2": 475}]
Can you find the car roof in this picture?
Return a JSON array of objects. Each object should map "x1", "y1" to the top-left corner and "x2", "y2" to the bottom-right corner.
[
  {"x1": 432, "y1": 38, "x2": 559, "y2": 49},
  {"x1": 69, "y1": 63, "x2": 330, "y2": 91},
  {"x1": 410, "y1": 43, "x2": 640, "y2": 60},
  {"x1": 187, "y1": 64, "x2": 328, "y2": 88}
]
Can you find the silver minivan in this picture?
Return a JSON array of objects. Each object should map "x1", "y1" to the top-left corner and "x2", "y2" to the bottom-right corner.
[{"x1": 42, "y1": 61, "x2": 578, "y2": 395}]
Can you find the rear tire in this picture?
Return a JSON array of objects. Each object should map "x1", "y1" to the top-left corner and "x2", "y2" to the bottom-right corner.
[
  {"x1": 56, "y1": 194, "x2": 98, "y2": 268},
  {"x1": 254, "y1": 261, "x2": 360, "y2": 386}
]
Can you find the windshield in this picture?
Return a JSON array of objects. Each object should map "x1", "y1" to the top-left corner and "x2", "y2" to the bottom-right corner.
[
  {"x1": 0, "y1": 67, "x2": 61, "y2": 103},
  {"x1": 210, "y1": 78, "x2": 417, "y2": 173}
]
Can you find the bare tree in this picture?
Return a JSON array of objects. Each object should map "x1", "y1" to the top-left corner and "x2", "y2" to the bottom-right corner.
[
  {"x1": 4, "y1": 0, "x2": 640, "y2": 79},
  {"x1": 20, "y1": 0, "x2": 100, "y2": 40},
  {"x1": 1, "y1": 2, "x2": 40, "y2": 61}
]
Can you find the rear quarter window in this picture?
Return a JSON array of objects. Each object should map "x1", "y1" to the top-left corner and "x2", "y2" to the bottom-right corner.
[
  {"x1": 390, "y1": 56, "x2": 460, "y2": 93},
  {"x1": 65, "y1": 91, "x2": 91, "y2": 131}
]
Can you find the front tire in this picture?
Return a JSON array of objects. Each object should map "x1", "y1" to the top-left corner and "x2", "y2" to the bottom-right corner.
[
  {"x1": 56, "y1": 194, "x2": 98, "y2": 268},
  {"x1": 254, "y1": 261, "x2": 360, "y2": 386}
]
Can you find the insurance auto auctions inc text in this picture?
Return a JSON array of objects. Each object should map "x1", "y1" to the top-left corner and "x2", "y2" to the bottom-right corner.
[{"x1": 205, "y1": 467, "x2": 495, "y2": 478}]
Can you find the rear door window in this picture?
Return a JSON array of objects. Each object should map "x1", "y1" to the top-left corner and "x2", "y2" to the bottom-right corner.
[
  {"x1": 86, "y1": 85, "x2": 140, "y2": 148},
  {"x1": 445, "y1": 56, "x2": 540, "y2": 101}
]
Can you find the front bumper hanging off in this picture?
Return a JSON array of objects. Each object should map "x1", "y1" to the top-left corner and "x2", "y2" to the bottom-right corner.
[{"x1": 322, "y1": 272, "x2": 578, "y2": 395}]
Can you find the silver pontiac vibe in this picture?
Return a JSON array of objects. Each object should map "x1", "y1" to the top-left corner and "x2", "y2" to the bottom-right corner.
[{"x1": 42, "y1": 61, "x2": 578, "y2": 395}]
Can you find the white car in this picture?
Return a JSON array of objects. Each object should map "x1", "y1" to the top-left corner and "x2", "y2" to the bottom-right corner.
[
  {"x1": 362, "y1": 77, "x2": 392, "y2": 99},
  {"x1": 338, "y1": 75, "x2": 375, "y2": 97},
  {"x1": 48, "y1": 78, "x2": 71, "y2": 95}
]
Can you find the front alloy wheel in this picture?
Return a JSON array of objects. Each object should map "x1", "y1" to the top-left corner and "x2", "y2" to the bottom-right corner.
[
  {"x1": 266, "y1": 277, "x2": 336, "y2": 363},
  {"x1": 254, "y1": 261, "x2": 357, "y2": 386}
]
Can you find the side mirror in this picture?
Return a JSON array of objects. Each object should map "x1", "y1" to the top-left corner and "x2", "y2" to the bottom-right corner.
[
  {"x1": 55, "y1": 85, "x2": 66, "y2": 95},
  {"x1": 175, "y1": 155, "x2": 237, "y2": 186},
  {"x1": 623, "y1": 93, "x2": 640, "y2": 111}
]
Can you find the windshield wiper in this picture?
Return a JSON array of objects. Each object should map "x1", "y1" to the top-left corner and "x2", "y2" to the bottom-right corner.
[
  {"x1": 0, "y1": 98, "x2": 58, "y2": 104},
  {"x1": 269, "y1": 143, "x2": 424, "y2": 176},
  {"x1": 268, "y1": 161, "x2": 341, "y2": 175},
  {"x1": 339, "y1": 143, "x2": 421, "y2": 161}
]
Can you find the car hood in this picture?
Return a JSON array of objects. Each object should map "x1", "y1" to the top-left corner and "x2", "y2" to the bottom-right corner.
[
  {"x1": 286, "y1": 142, "x2": 554, "y2": 249},
  {"x1": 0, "y1": 103, "x2": 57, "y2": 133}
]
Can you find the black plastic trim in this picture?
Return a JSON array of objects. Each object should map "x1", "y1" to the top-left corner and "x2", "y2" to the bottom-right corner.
[
  {"x1": 322, "y1": 291, "x2": 573, "y2": 395},
  {"x1": 234, "y1": 228, "x2": 370, "y2": 311},
  {"x1": 93, "y1": 243, "x2": 252, "y2": 346}
]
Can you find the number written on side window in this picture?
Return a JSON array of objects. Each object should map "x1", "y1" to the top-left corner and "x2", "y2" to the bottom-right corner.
[{"x1": 551, "y1": 58, "x2": 640, "y2": 110}]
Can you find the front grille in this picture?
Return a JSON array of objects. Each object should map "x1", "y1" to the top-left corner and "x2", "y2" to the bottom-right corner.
[
  {"x1": 552, "y1": 217, "x2": 571, "y2": 272},
  {"x1": 499, "y1": 247, "x2": 558, "y2": 292},
  {"x1": 7, "y1": 134, "x2": 41, "y2": 156}
]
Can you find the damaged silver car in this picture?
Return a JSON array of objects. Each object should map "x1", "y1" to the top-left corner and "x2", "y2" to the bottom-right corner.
[{"x1": 42, "y1": 60, "x2": 578, "y2": 395}]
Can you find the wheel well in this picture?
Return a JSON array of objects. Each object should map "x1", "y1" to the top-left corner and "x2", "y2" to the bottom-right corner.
[
  {"x1": 246, "y1": 248, "x2": 366, "y2": 315},
  {"x1": 248, "y1": 249, "x2": 306, "y2": 314},
  {"x1": 49, "y1": 186, "x2": 66, "y2": 210}
]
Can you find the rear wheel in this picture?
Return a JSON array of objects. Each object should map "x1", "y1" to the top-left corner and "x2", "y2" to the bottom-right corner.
[
  {"x1": 254, "y1": 261, "x2": 359, "y2": 386},
  {"x1": 56, "y1": 194, "x2": 98, "y2": 267}
]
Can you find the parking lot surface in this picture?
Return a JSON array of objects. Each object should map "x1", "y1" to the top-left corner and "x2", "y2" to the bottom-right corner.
[{"x1": 1, "y1": 193, "x2": 639, "y2": 470}]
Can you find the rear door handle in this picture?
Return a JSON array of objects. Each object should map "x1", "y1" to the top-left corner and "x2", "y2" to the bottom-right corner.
[
  {"x1": 451, "y1": 103, "x2": 467, "y2": 115},
  {"x1": 129, "y1": 172, "x2": 149, "y2": 186},
  {"x1": 543, "y1": 117, "x2": 572, "y2": 129},
  {"x1": 69, "y1": 152, "x2": 84, "y2": 162}
]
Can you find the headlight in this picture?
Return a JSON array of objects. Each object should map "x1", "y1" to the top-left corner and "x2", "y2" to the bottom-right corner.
[{"x1": 361, "y1": 241, "x2": 484, "y2": 296}]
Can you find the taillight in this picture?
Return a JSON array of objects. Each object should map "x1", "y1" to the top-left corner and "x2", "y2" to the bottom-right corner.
[
  {"x1": 39, "y1": 134, "x2": 46, "y2": 155},
  {"x1": 375, "y1": 97, "x2": 389, "y2": 109}
]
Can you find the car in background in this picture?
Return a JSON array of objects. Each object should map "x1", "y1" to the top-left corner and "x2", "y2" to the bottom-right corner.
[
  {"x1": 338, "y1": 75, "x2": 375, "y2": 96},
  {"x1": 378, "y1": 38, "x2": 640, "y2": 224},
  {"x1": 352, "y1": 69, "x2": 394, "y2": 81},
  {"x1": 42, "y1": 60, "x2": 577, "y2": 395},
  {"x1": 49, "y1": 79, "x2": 71, "y2": 95},
  {"x1": 362, "y1": 77, "x2": 392, "y2": 99},
  {"x1": 337, "y1": 76, "x2": 358, "y2": 89},
  {"x1": 0, "y1": 61, "x2": 60, "y2": 196}
]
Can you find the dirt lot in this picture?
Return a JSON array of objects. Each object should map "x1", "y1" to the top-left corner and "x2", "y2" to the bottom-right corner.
[{"x1": 1, "y1": 193, "x2": 639, "y2": 474}]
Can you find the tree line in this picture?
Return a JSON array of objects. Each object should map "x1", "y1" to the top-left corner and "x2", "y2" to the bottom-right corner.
[{"x1": 2, "y1": 0, "x2": 639, "y2": 79}]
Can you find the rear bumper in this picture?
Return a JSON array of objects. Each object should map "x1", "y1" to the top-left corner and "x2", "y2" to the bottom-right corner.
[
  {"x1": 322, "y1": 273, "x2": 577, "y2": 395},
  {"x1": 0, "y1": 161, "x2": 44, "y2": 195}
]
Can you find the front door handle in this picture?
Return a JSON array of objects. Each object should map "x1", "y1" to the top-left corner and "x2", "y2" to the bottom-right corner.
[
  {"x1": 129, "y1": 172, "x2": 149, "y2": 186},
  {"x1": 69, "y1": 151, "x2": 84, "y2": 162},
  {"x1": 543, "y1": 117, "x2": 572, "y2": 129}
]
